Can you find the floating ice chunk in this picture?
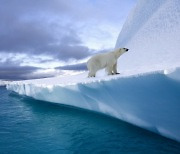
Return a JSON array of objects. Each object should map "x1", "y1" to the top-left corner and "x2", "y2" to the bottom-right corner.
[{"x1": 164, "y1": 68, "x2": 180, "y2": 81}]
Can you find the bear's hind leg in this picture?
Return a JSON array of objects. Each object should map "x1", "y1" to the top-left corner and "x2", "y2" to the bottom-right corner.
[
  {"x1": 88, "y1": 68, "x2": 96, "y2": 77},
  {"x1": 87, "y1": 63, "x2": 96, "y2": 77},
  {"x1": 106, "y1": 65, "x2": 113, "y2": 75},
  {"x1": 88, "y1": 71, "x2": 96, "y2": 77}
]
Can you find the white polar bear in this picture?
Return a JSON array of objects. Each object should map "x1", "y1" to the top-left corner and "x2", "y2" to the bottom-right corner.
[{"x1": 87, "y1": 48, "x2": 129, "y2": 77}]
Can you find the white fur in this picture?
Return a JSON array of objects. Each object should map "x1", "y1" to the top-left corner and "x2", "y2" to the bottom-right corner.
[{"x1": 87, "y1": 48, "x2": 127, "y2": 77}]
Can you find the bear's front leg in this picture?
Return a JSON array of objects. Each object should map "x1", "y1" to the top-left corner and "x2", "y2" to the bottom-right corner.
[{"x1": 112, "y1": 63, "x2": 120, "y2": 75}]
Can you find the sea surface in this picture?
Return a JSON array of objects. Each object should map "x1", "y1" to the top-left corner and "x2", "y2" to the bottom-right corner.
[{"x1": 0, "y1": 86, "x2": 180, "y2": 154}]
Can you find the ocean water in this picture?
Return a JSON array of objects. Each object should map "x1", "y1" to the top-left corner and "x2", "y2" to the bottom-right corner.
[{"x1": 0, "y1": 86, "x2": 180, "y2": 154}]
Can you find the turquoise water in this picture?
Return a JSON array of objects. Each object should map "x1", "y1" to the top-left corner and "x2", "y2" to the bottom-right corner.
[{"x1": 0, "y1": 86, "x2": 180, "y2": 153}]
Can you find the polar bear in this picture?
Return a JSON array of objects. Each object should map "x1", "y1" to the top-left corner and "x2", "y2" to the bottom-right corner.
[{"x1": 87, "y1": 48, "x2": 129, "y2": 77}]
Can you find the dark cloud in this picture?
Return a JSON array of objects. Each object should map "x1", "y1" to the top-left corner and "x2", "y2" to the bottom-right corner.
[
  {"x1": 0, "y1": 17, "x2": 91, "y2": 60},
  {"x1": 0, "y1": 60, "x2": 57, "y2": 80},
  {"x1": 0, "y1": 22, "x2": 54, "y2": 52},
  {"x1": 0, "y1": 0, "x2": 92, "y2": 61},
  {"x1": 0, "y1": 65, "x2": 63, "y2": 80},
  {"x1": 0, "y1": 65, "x2": 39, "y2": 80},
  {"x1": 57, "y1": 63, "x2": 87, "y2": 71}
]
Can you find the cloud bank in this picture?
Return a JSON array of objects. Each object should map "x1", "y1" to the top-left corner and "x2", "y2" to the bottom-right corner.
[{"x1": 0, "y1": 0, "x2": 136, "y2": 80}]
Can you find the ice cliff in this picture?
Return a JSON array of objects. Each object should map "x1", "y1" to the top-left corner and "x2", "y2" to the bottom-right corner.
[{"x1": 7, "y1": 0, "x2": 180, "y2": 142}]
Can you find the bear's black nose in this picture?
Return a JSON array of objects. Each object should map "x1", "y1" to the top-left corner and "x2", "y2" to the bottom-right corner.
[{"x1": 126, "y1": 48, "x2": 129, "y2": 51}]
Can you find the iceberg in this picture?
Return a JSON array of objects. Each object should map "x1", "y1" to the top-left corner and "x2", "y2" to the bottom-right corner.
[
  {"x1": 6, "y1": 70, "x2": 180, "y2": 142},
  {"x1": 7, "y1": 0, "x2": 180, "y2": 142},
  {"x1": 0, "y1": 80, "x2": 11, "y2": 86}
]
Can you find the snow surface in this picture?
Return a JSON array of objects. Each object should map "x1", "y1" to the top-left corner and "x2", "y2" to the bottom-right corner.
[{"x1": 7, "y1": 0, "x2": 180, "y2": 142}]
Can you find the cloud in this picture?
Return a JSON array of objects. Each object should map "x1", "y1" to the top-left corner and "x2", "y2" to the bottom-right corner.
[
  {"x1": 0, "y1": 59, "x2": 61, "y2": 80},
  {"x1": 0, "y1": 0, "x2": 137, "y2": 80},
  {"x1": 37, "y1": 36, "x2": 92, "y2": 60},
  {"x1": 0, "y1": 0, "x2": 136, "y2": 59},
  {"x1": 0, "y1": 0, "x2": 93, "y2": 61},
  {"x1": 0, "y1": 15, "x2": 92, "y2": 61},
  {"x1": 57, "y1": 62, "x2": 87, "y2": 71},
  {"x1": 0, "y1": 65, "x2": 39, "y2": 80},
  {"x1": 0, "y1": 64, "x2": 64, "y2": 80}
]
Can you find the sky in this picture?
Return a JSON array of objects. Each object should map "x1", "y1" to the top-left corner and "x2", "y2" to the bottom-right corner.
[{"x1": 0, "y1": 0, "x2": 137, "y2": 80}]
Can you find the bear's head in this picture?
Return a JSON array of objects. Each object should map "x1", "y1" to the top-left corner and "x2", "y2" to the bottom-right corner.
[
  {"x1": 120, "y1": 48, "x2": 129, "y2": 53},
  {"x1": 115, "y1": 48, "x2": 129, "y2": 58}
]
